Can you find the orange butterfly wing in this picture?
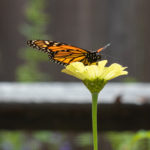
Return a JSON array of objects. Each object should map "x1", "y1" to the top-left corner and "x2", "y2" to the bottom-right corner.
[{"x1": 27, "y1": 40, "x2": 91, "y2": 65}]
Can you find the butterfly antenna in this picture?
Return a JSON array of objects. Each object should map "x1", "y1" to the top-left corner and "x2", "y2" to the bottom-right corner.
[{"x1": 97, "y1": 43, "x2": 111, "y2": 53}]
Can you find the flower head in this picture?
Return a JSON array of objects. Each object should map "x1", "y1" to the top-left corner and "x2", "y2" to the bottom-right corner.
[{"x1": 62, "y1": 60, "x2": 128, "y2": 93}]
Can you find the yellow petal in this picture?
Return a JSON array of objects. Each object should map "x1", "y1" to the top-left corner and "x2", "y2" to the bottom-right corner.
[
  {"x1": 84, "y1": 65, "x2": 98, "y2": 80},
  {"x1": 97, "y1": 60, "x2": 108, "y2": 76},
  {"x1": 101, "y1": 64, "x2": 128, "y2": 80},
  {"x1": 62, "y1": 62, "x2": 86, "y2": 80}
]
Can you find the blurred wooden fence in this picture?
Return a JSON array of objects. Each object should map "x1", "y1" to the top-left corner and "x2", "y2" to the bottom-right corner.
[
  {"x1": 0, "y1": 0, "x2": 150, "y2": 81},
  {"x1": 0, "y1": 82, "x2": 150, "y2": 131}
]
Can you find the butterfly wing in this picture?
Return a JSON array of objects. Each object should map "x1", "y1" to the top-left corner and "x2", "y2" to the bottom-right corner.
[{"x1": 27, "y1": 40, "x2": 90, "y2": 65}]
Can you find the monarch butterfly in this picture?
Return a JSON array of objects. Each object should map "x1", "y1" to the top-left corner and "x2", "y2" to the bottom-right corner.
[{"x1": 27, "y1": 40, "x2": 110, "y2": 66}]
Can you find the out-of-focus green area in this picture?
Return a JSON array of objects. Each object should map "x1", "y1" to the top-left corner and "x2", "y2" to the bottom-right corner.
[
  {"x1": 16, "y1": 0, "x2": 51, "y2": 82},
  {"x1": 107, "y1": 131, "x2": 150, "y2": 150},
  {"x1": 0, "y1": 131, "x2": 150, "y2": 150}
]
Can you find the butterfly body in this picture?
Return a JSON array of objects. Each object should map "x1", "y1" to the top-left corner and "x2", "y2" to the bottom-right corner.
[{"x1": 27, "y1": 40, "x2": 108, "y2": 66}]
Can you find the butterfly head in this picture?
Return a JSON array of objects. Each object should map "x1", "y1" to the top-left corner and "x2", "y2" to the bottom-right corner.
[
  {"x1": 96, "y1": 53, "x2": 102, "y2": 61},
  {"x1": 87, "y1": 52, "x2": 102, "y2": 64}
]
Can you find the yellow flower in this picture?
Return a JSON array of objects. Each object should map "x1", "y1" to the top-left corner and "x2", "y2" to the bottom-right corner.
[
  {"x1": 62, "y1": 60, "x2": 128, "y2": 93},
  {"x1": 62, "y1": 60, "x2": 127, "y2": 81}
]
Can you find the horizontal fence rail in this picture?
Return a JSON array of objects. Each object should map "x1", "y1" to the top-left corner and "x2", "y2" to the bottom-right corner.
[{"x1": 0, "y1": 82, "x2": 150, "y2": 131}]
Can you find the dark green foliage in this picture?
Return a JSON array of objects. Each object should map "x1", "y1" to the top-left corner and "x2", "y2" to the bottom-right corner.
[{"x1": 16, "y1": 0, "x2": 51, "y2": 82}]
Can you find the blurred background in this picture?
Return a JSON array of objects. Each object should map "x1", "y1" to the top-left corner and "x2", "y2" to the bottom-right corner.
[{"x1": 0, "y1": 0, "x2": 150, "y2": 150}]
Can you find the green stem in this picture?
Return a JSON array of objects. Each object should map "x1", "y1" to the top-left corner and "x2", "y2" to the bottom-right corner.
[{"x1": 92, "y1": 92, "x2": 99, "y2": 150}]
